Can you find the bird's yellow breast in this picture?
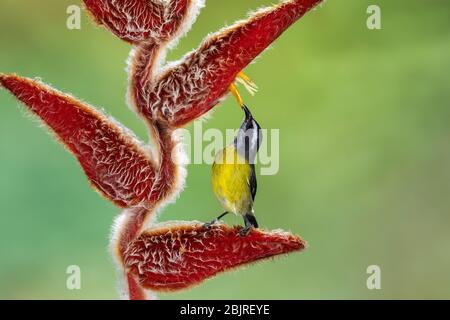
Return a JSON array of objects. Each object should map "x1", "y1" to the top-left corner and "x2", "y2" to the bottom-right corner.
[{"x1": 211, "y1": 146, "x2": 252, "y2": 215}]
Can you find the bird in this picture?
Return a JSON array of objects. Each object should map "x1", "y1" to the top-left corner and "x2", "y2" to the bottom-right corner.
[{"x1": 207, "y1": 102, "x2": 262, "y2": 235}]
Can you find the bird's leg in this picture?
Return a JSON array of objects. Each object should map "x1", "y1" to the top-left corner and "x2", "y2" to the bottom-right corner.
[
  {"x1": 240, "y1": 214, "x2": 259, "y2": 236},
  {"x1": 204, "y1": 212, "x2": 229, "y2": 229},
  {"x1": 229, "y1": 71, "x2": 258, "y2": 108}
]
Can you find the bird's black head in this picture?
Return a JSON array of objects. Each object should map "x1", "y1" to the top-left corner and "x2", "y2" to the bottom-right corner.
[{"x1": 234, "y1": 105, "x2": 263, "y2": 163}]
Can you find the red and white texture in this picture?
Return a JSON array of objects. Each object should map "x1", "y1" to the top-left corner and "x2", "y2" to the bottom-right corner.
[{"x1": 0, "y1": 0, "x2": 321, "y2": 299}]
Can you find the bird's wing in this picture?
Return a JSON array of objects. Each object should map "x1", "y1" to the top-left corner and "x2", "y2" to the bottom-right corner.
[{"x1": 249, "y1": 164, "x2": 257, "y2": 202}]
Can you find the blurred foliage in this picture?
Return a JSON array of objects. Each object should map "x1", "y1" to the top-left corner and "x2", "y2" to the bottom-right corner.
[{"x1": 0, "y1": 0, "x2": 449, "y2": 299}]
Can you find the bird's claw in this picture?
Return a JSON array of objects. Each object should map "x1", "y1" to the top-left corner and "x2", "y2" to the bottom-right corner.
[
  {"x1": 203, "y1": 219, "x2": 218, "y2": 230},
  {"x1": 239, "y1": 226, "x2": 252, "y2": 237}
]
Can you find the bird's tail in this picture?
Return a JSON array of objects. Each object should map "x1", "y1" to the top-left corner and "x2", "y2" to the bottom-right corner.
[{"x1": 245, "y1": 213, "x2": 259, "y2": 229}]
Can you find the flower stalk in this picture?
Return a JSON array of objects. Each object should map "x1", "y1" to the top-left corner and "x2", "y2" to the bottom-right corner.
[{"x1": 0, "y1": 0, "x2": 321, "y2": 299}]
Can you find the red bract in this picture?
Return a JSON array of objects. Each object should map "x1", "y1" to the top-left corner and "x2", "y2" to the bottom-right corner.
[
  {"x1": 0, "y1": 0, "x2": 322, "y2": 299},
  {"x1": 0, "y1": 75, "x2": 164, "y2": 208},
  {"x1": 124, "y1": 223, "x2": 306, "y2": 292},
  {"x1": 83, "y1": 0, "x2": 193, "y2": 44}
]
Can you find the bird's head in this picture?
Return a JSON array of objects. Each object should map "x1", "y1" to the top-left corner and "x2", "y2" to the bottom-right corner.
[{"x1": 234, "y1": 105, "x2": 263, "y2": 164}]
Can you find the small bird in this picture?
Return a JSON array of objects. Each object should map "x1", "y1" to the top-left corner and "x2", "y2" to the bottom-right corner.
[{"x1": 207, "y1": 104, "x2": 262, "y2": 235}]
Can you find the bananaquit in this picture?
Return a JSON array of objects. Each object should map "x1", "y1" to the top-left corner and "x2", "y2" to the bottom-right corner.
[{"x1": 207, "y1": 105, "x2": 262, "y2": 235}]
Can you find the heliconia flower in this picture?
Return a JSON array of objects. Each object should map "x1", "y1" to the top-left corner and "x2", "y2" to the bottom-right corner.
[
  {"x1": 0, "y1": 0, "x2": 322, "y2": 299},
  {"x1": 123, "y1": 222, "x2": 306, "y2": 298}
]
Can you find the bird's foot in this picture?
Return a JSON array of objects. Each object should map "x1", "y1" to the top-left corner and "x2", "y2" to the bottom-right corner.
[
  {"x1": 239, "y1": 226, "x2": 253, "y2": 237},
  {"x1": 229, "y1": 71, "x2": 258, "y2": 108},
  {"x1": 203, "y1": 219, "x2": 219, "y2": 230},
  {"x1": 240, "y1": 214, "x2": 258, "y2": 236}
]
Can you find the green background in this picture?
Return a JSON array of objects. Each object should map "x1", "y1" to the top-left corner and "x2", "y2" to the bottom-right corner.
[{"x1": 0, "y1": 0, "x2": 449, "y2": 299}]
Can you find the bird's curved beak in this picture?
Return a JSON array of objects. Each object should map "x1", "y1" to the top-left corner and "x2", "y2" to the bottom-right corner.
[{"x1": 242, "y1": 104, "x2": 252, "y2": 121}]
